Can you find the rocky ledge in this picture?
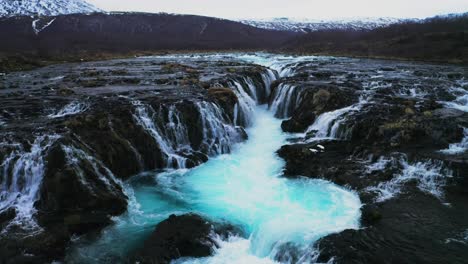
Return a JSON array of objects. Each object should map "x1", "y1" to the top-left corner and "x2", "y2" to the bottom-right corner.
[{"x1": 133, "y1": 213, "x2": 240, "y2": 264}]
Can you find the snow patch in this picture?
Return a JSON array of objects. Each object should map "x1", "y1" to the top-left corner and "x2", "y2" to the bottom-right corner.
[
  {"x1": 238, "y1": 17, "x2": 410, "y2": 33},
  {"x1": 0, "y1": 0, "x2": 100, "y2": 17},
  {"x1": 32, "y1": 18, "x2": 56, "y2": 35}
]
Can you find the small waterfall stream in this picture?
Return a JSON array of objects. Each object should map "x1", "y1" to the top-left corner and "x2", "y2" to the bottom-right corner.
[
  {"x1": 269, "y1": 84, "x2": 300, "y2": 119},
  {"x1": 303, "y1": 96, "x2": 368, "y2": 142},
  {"x1": 132, "y1": 100, "x2": 190, "y2": 169},
  {"x1": 0, "y1": 135, "x2": 60, "y2": 230},
  {"x1": 132, "y1": 100, "x2": 243, "y2": 169}
]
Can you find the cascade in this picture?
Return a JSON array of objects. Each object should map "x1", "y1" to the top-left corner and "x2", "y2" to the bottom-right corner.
[
  {"x1": 132, "y1": 101, "x2": 188, "y2": 169},
  {"x1": 67, "y1": 66, "x2": 361, "y2": 264},
  {"x1": 304, "y1": 96, "x2": 368, "y2": 141},
  {"x1": 269, "y1": 84, "x2": 302, "y2": 119},
  {"x1": 230, "y1": 79, "x2": 258, "y2": 127},
  {"x1": 196, "y1": 101, "x2": 241, "y2": 155},
  {"x1": 0, "y1": 135, "x2": 60, "y2": 229}
]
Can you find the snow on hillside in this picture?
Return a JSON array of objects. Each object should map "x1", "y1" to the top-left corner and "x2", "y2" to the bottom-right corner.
[
  {"x1": 238, "y1": 17, "x2": 412, "y2": 32},
  {"x1": 0, "y1": 0, "x2": 101, "y2": 17}
]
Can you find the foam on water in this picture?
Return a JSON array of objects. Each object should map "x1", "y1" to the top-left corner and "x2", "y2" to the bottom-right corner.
[
  {"x1": 366, "y1": 156, "x2": 395, "y2": 174},
  {"x1": 67, "y1": 106, "x2": 361, "y2": 263},
  {"x1": 234, "y1": 53, "x2": 320, "y2": 78},
  {"x1": 440, "y1": 128, "x2": 468, "y2": 155},
  {"x1": 48, "y1": 101, "x2": 89, "y2": 118},
  {"x1": 367, "y1": 158, "x2": 452, "y2": 202},
  {"x1": 443, "y1": 85, "x2": 468, "y2": 112}
]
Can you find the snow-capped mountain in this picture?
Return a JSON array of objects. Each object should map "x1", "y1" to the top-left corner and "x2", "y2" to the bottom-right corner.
[
  {"x1": 0, "y1": 0, "x2": 101, "y2": 17},
  {"x1": 238, "y1": 17, "x2": 413, "y2": 33}
]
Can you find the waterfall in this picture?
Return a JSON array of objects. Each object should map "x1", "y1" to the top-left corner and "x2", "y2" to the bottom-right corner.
[
  {"x1": 230, "y1": 80, "x2": 258, "y2": 127},
  {"x1": 132, "y1": 101, "x2": 188, "y2": 169},
  {"x1": 261, "y1": 69, "x2": 278, "y2": 98},
  {"x1": 196, "y1": 101, "x2": 241, "y2": 155},
  {"x1": 278, "y1": 63, "x2": 301, "y2": 78},
  {"x1": 0, "y1": 135, "x2": 60, "y2": 230},
  {"x1": 304, "y1": 96, "x2": 368, "y2": 141},
  {"x1": 233, "y1": 103, "x2": 239, "y2": 127},
  {"x1": 269, "y1": 84, "x2": 302, "y2": 119},
  {"x1": 229, "y1": 69, "x2": 280, "y2": 126},
  {"x1": 244, "y1": 77, "x2": 259, "y2": 102},
  {"x1": 166, "y1": 105, "x2": 191, "y2": 151},
  {"x1": 132, "y1": 99, "x2": 245, "y2": 169}
]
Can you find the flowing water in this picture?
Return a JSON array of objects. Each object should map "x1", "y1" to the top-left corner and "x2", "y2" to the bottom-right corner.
[
  {"x1": 0, "y1": 134, "x2": 60, "y2": 231},
  {"x1": 67, "y1": 106, "x2": 361, "y2": 263},
  {"x1": 48, "y1": 101, "x2": 90, "y2": 118}
]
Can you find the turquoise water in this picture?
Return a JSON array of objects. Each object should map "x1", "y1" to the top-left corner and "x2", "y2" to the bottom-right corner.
[{"x1": 67, "y1": 106, "x2": 361, "y2": 263}]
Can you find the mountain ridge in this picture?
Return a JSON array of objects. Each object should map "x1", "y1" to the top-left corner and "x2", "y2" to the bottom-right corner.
[
  {"x1": 0, "y1": 12, "x2": 295, "y2": 55},
  {"x1": 238, "y1": 17, "x2": 412, "y2": 33}
]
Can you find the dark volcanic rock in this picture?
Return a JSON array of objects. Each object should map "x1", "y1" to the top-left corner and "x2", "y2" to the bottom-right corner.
[
  {"x1": 0, "y1": 208, "x2": 16, "y2": 232},
  {"x1": 133, "y1": 214, "x2": 238, "y2": 264},
  {"x1": 36, "y1": 140, "x2": 128, "y2": 235},
  {"x1": 343, "y1": 98, "x2": 468, "y2": 153},
  {"x1": 317, "y1": 192, "x2": 468, "y2": 264}
]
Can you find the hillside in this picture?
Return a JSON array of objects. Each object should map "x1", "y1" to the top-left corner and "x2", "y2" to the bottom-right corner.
[
  {"x1": 0, "y1": 12, "x2": 467, "y2": 73},
  {"x1": 282, "y1": 13, "x2": 468, "y2": 64},
  {"x1": 0, "y1": 12, "x2": 295, "y2": 56}
]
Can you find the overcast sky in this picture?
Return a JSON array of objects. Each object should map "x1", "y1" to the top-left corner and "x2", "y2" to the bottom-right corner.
[{"x1": 87, "y1": 0, "x2": 468, "y2": 20}]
